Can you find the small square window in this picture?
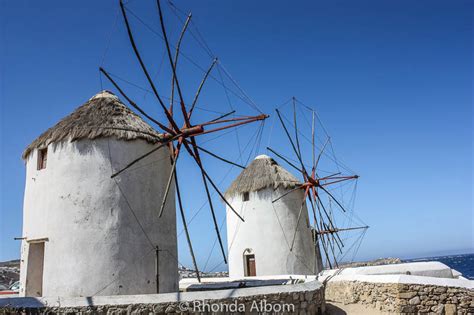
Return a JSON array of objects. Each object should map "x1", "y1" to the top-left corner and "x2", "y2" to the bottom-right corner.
[
  {"x1": 242, "y1": 191, "x2": 249, "y2": 202},
  {"x1": 37, "y1": 148, "x2": 48, "y2": 170}
]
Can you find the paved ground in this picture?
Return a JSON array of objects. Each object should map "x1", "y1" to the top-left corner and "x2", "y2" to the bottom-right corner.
[{"x1": 326, "y1": 302, "x2": 393, "y2": 315}]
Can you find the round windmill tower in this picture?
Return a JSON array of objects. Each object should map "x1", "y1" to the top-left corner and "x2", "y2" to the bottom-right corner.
[
  {"x1": 224, "y1": 155, "x2": 316, "y2": 278},
  {"x1": 19, "y1": 91, "x2": 178, "y2": 297}
]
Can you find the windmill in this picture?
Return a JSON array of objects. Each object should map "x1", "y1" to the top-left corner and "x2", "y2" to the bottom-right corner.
[
  {"x1": 267, "y1": 98, "x2": 368, "y2": 270},
  {"x1": 99, "y1": 0, "x2": 269, "y2": 282}
]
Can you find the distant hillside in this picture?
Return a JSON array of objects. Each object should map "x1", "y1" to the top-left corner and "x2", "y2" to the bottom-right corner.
[
  {"x1": 0, "y1": 259, "x2": 20, "y2": 287},
  {"x1": 0, "y1": 259, "x2": 227, "y2": 287},
  {"x1": 0, "y1": 257, "x2": 402, "y2": 288}
]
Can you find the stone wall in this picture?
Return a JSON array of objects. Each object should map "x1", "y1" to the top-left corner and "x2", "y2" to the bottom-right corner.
[
  {"x1": 326, "y1": 280, "x2": 474, "y2": 314},
  {"x1": 0, "y1": 280, "x2": 325, "y2": 314}
]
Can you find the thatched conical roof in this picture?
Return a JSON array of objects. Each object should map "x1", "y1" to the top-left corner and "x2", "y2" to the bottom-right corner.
[
  {"x1": 224, "y1": 154, "x2": 301, "y2": 198},
  {"x1": 22, "y1": 91, "x2": 161, "y2": 159}
]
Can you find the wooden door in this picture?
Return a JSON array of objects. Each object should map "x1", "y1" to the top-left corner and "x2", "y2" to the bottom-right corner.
[
  {"x1": 25, "y1": 242, "x2": 45, "y2": 296},
  {"x1": 246, "y1": 255, "x2": 256, "y2": 276}
]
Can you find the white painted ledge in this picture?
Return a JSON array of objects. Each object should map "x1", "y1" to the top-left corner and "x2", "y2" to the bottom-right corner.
[
  {"x1": 325, "y1": 274, "x2": 474, "y2": 289},
  {"x1": 324, "y1": 261, "x2": 454, "y2": 278},
  {"x1": 0, "y1": 280, "x2": 323, "y2": 309}
]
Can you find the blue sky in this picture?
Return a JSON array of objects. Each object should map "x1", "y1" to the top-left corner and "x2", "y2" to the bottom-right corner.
[{"x1": 1, "y1": 0, "x2": 472, "y2": 270}]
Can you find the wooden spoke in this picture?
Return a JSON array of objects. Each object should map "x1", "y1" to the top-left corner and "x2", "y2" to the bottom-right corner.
[
  {"x1": 183, "y1": 141, "x2": 245, "y2": 222},
  {"x1": 266, "y1": 147, "x2": 301, "y2": 173},
  {"x1": 311, "y1": 111, "x2": 316, "y2": 171},
  {"x1": 315, "y1": 136, "x2": 330, "y2": 171},
  {"x1": 156, "y1": 0, "x2": 189, "y2": 127},
  {"x1": 100, "y1": 67, "x2": 175, "y2": 135},
  {"x1": 293, "y1": 98, "x2": 304, "y2": 167},
  {"x1": 158, "y1": 151, "x2": 180, "y2": 218},
  {"x1": 272, "y1": 185, "x2": 304, "y2": 203},
  {"x1": 188, "y1": 59, "x2": 218, "y2": 119},
  {"x1": 318, "y1": 172, "x2": 342, "y2": 181},
  {"x1": 319, "y1": 185, "x2": 347, "y2": 213},
  {"x1": 193, "y1": 143, "x2": 245, "y2": 169},
  {"x1": 313, "y1": 187, "x2": 343, "y2": 247},
  {"x1": 290, "y1": 187, "x2": 309, "y2": 251},
  {"x1": 119, "y1": 0, "x2": 180, "y2": 132},
  {"x1": 174, "y1": 168, "x2": 201, "y2": 282},
  {"x1": 319, "y1": 232, "x2": 332, "y2": 269},
  {"x1": 321, "y1": 176, "x2": 359, "y2": 186},
  {"x1": 275, "y1": 109, "x2": 309, "y2": 177},
  {"x1": 209, "y1": 110, "x2": 236, "y2": 123},
  {"x1": 169, "y1": 13, "x2": 191, "y2": 113},
  {"x1": 312, "y1": 187, "x2": 335, "y2": 227},
  {"x1": 318, "y1": 225, "x2": 369, "y2": 235},
  {"x1": 110, "y1": 134, "x2": 180, "y2": 178},
  {"x1": 183, "y1": 139, "x2": 228, "y2": 263},
  {"x1": 198, "y1": 114, "x2": 268, "y2": 136}
]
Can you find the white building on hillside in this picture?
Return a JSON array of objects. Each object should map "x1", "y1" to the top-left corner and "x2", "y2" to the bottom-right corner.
[
  {"x1": 224, "y1": 155, "x2": 316, "y2": 278},
  {"x1": 19, "y1": 91, "x2": 177, "y2": 297}
]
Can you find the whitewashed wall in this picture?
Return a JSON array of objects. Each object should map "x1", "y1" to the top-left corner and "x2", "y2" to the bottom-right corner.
[
  {"x1": 226, "y1": 187, "x2": 316, "y2": 278},
  {"x1": 20, "y1": 138, "x2": 178, "y2": 297}
]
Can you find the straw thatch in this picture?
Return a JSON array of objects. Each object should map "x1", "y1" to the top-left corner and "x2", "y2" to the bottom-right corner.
[
  {"x1": 224, "y1": 155, "x2": 301, "y2": 198},
  {"x1": 22, "y1": 91, "x2": 161, "y2": 159}
]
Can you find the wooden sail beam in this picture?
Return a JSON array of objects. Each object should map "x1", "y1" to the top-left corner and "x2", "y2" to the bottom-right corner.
[
  {"x1": 109, "y1": 113, "x2": 266, "y2": 179},
  {"x1": 158, "y1": 148, "x2": 181, "y2": 218},
  {"x1": 320, "y1": 176, "x2": 359, "y2": 186},
  {"x1": 293, "y1": 98, "x2": 304, "y2": 167},
  {"x1": 209, "y1": 110, "x2": 236, "y2": 123},
  {"x1": 109, "y1": 0, "x2": 270, "y2": 272},
  {"x1": 99, "y1": 67, "x2": 175, "y2": 135},
  {"x1": 181, "y1": 140, "x2": 245, "y2": 222},
  {"x1": 119, "y1": 0, "x2": 181, "y2": 133},
  {"x1": 169, "y1": 13, "x2": 191, "y2": 114},
  {"x1": 197, "y1": 114, "x2": 268, "y2": 135},
  {"x1": 315, "y1": 136, "x2": 330, "y2": 171},
  {"x1": 188, "y1": 59, "x2": 218, "y2": 120},
  {"x1": 110, "y1": 133, "x2": 182, "y2": 178},
  {"x1": 275, "y1": 109, "x2": 310, "y2": 178},
  {"x1": 174, "y1": 167, "x2": 201, "y2": 282},
  {"x1": 271, "y1": 185, "x2": 304, "y2": 203},
  {"x1": 266, "y1": 147, "x2": 301, "y2": 173},
  {"x1": 194, "y1": 144, "x2": 245, "y2": 169},
  {"x1": 317, "y1": 225, "x2": 369, "y2": 236},
  {"x1": 189, "y1": 141, "x2": 228, "y2": 264},
  {"x1": 289, "y1": 186, "x2": 310, "y2": 251},
  {"x1": 156, "y1": 0, "x2": 190, "y2": 128},
  {"x1": 319, "y1": 185, "x2": 348, "y2": 213}
]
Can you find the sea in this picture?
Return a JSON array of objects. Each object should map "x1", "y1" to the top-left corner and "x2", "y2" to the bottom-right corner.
[{"x1": 404, "y1": 253, "x2": 474, "y2": 280}]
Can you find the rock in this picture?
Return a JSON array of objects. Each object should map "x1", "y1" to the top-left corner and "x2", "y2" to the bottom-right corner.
[
  {"x1": 434, "y1": 286, "x2": 447, "y2": 294},
  {"x1": 399, "y1": 292, "x2": 417, "y2": 299},
  {"x1": 292, "y1": 293, "x2": 299, "y2": 301},
  {"x1": 409, "y1": 296, "x2": 421, "y2": 305},
  {"x1": 444, "y1": 304, "x2": 456, "y2": 315},
  {"x1": 400, "y1": 305, "x2": 416, "y2": 313},
  {"x1": 431, "y1": 304, "x2": 444, "y2": 314}
]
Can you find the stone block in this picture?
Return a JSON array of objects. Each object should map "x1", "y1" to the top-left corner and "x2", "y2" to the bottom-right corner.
[
  {"x1": 444, "y1": 304, "x2": 457, "y2": 315},
  {"x1": 399, "y1": 292, "x2": 418, "y2": 299},
  {"x1": 431, "y1": 304, "x2": 444, "y2": 314},
  {"x1": 434, "y1": 287, "x2": 448, "y2": 294},
  {"x1": 409, "y1": 296, "x2": 421, "y2": 305}
]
